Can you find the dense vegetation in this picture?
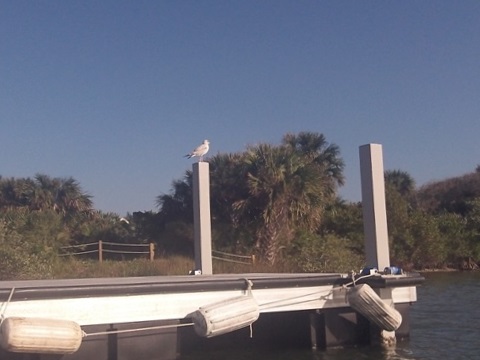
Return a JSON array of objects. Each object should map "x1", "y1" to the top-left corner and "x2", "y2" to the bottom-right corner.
[{"x1": 1, "y1": 132, "x2": 479, "y2": 279}]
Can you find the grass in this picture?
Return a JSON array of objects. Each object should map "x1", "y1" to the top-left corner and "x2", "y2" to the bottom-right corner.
[
  {"x1": 3, "y1": 249, "x2": 364, "y2": 280},
  {"x1": 50, "y1": 256, "x2": 195, "y2": 279},
  {"x1": 44, "y1": 256, "x2": 303, "y2": 280}
]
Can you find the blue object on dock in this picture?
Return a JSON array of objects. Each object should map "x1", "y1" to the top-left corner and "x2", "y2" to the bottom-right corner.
[{"x1": 384, "y1": 266, "x2": 402, "y2": 275}]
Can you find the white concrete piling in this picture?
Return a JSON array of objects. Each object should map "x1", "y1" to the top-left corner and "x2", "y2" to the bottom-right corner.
[
  {"x1": 359, "y1": 144, "x2": 398, "y2": 346},
  {"x1": 359, "y1": 144, "x2": 391, "y2": 272},
  {"x1": 192, "y1": 162, "x2": 213, "y2": 275}
]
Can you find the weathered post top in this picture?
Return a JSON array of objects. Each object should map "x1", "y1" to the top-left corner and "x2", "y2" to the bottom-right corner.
[
  {"x1": 359, "y1": 144, "x2": 390, "y2": 271},
  {"x1": 192, "y1": 162, "x2": 213, "y2": 275}
]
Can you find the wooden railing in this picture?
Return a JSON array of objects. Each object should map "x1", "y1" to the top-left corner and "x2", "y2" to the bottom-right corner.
[
  {"x1": 60, "y1": 241, "x2": 155, "y2": 262},
  {"x1": 212, "y1": 250, "x2": 255, "y2": 265},
  {"x1": 61, "y1": 242, "x2": 254, "y2": 265}
]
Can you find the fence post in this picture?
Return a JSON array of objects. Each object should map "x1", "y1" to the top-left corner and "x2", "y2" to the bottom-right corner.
[
  {"x1": 149, "y1": 243, "x2": 155, "y2": 261},
  {"x1": 98, "y1": 240, "x2": 103, "y2": 263},
  {"x1": 251, "y1": 254, "x2": 256, "y2": 265}
]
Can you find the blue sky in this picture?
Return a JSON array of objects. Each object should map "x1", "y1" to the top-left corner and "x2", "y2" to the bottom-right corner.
[{"x1": 2, "y1": 1, "x2": 479, "y2": 216}]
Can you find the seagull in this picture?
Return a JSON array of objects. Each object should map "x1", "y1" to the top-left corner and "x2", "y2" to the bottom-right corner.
[{"x1": 185, "y1": 140, "x2": 210, "y2": 161}]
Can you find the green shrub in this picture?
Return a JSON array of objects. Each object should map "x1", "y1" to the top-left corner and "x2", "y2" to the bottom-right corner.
[
  {"x1": 290, "y1": 232, "x2": 365, "y2": 273},
  {"x1": 0, "y1": 209, "x2": 68, "y2": 279}
]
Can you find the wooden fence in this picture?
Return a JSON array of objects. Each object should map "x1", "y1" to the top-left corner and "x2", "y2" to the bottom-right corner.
[
  {"x1": 60, "y1": 241, "x2": 155, "y2": 262},
  {"x1": 60, "y1": 242, "x2": 255, "y2": 266},
  {"x1": 212, "y1": 250, "x2": 255, "y2": 265}
]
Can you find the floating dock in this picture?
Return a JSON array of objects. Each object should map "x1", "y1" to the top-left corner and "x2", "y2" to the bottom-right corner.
[{"x1": 0, "y1": 271, "x2": 424, "y2": 359}]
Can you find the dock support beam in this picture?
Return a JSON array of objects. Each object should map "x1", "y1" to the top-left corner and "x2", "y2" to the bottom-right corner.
[
  {"x1": 193, "y1": 162, "x2": 213, "y2": 275},
  {"x1": 359, "y1": 144, "x2": 399, "y2": 346},
  {"x1": 359, "y1": 144, "x2": 390, "y2": 271}
]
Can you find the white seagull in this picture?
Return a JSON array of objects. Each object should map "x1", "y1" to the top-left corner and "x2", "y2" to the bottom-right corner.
[{"x1": 185, "y1": 140, "x2": 210, "y2": 161}]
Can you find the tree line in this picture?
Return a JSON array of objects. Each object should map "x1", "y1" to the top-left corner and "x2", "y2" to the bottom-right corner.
[{"x1": 1, "y1": 132, "x2": 479, "y2": 278}]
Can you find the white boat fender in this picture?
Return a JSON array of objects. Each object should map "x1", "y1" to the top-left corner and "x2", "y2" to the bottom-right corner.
[
  {"x1": 347, "y1": 283, "x2": 402, "y2": 331},
  {"x1": 191, "y1": 279, "x2": 260, "y2": 338},
  {"x1": 0, "y1": 317, "x2": 83, "y2": 354}
]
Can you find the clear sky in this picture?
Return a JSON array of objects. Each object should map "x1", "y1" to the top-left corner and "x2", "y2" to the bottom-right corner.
[{"x1": 2, "y1": 1, "x2": 479, "y2": 216}]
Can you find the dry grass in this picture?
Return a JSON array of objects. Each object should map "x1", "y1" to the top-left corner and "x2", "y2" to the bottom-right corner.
[
  {"x1": 51, "y1": 256, "x2": 195, "y2": 279},
  {"x1": 48, "y1": 256, "x2": 301, "y2": 280}
]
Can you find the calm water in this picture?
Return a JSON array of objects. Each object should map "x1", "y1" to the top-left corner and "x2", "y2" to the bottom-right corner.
[{"x1": 180, "y1": 272, "x2": 480, "y2": 360}]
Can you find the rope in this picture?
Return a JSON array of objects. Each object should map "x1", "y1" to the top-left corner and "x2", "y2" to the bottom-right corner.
[
  {"x1": 60, "y1": 241, "x2": 152, "y2": 257},
  {"x1": 83, "y1": 322, "x2": 194, "y2": 338},
  {"x1": 343, "y1": 272, "x2": 378, "y2": 288},
  {"x1": 212, "y1": 256, "x2": 252, "y2": 265},
  {"x1": 257, "y1": 272, "x2": 381, "y2": 311},
  {"x1": 59, "y1": 249, "x2": 99, "y2": 256},
  {"x1": 60, "y1": 242, "x2": 98, "y2": 249},
  {"x1": 245, "y1": 279, "x2": 253, "y2": 296},
  {"x1": 0, "y1": 287, "x2": 15, "y2": 325},
  {"x1": 259, "y1": 288, "x2": 334, "y2": 311},
  {"x1": 102, "y1": 242, "x2": 150, "y2": 247},
  {"x1": 244, "y1": 279, "x2": 254, "y2": 338},
  {"x1": 102, "y1": 249, "x2": 149, "y2": 255},
  {"x1": 212, "y1": 250, "x2": 252, "y2": 259},
  {"x1": 62, "y1": 241, "x2": 151, "y2": 249}
]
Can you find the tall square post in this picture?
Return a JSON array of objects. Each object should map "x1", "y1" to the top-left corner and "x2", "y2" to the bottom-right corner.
[
  {"x1": 359, "y1": 144, "x2": 390, "y2": 271},
  {"x1": 192, "y1": 162, "x2": 213, "y2": 274}
]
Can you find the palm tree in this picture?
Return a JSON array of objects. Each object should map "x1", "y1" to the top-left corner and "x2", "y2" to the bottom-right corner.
[
  {"x1": 32, "y1": 174, "x2": 93, "y2": 216},
  {"x1": 234, "y1": 142, "x2": 337, "y2": 264},
  {"x1": 209, "y1": 152, "x2": 249, "y2": 225},
  {"x1": 282, "y1": 131, "x2": 345, "y2": 187},
  {"x1": 0, "y1": 174, "x2": 93, "y2": 216},
  {"x1": 384, "y1": 170, "x2": 415, "y2": 196},
  {"x1": 0, "y1": 177, "x2": 25, "y2": 209},
  {"x1": 30, "y1": 174, "x2": 58, "y2": 211},
  {"x1": 54, "y1": 177, "x2": 93, "y2": 216},
  {"x1": 156, "y1": 172, "x2": 194, "y2": 224}
]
